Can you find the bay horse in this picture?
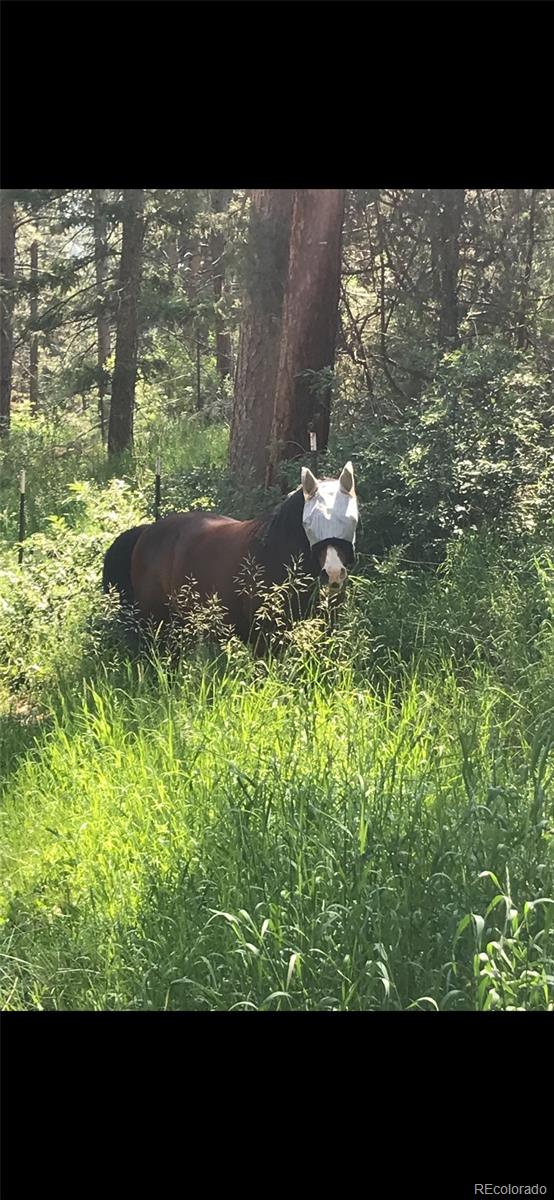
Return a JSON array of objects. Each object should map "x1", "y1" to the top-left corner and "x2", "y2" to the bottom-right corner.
[{"x1": 102, "y1": 462, "x2": 359, "y2": 645}]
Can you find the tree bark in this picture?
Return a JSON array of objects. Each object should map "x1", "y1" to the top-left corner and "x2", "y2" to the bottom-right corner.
[
  {"x1": 166, "y1": 236, "x2": 179, "y2": 272},
  {"x1": 516, "y1": 188, "x2": 537, "y2": 351},
  {"x1": 266, "y1": 188, "x2": 346, "y2": 486},
  {"x1": 210, "y1": 189, "x2": 233, "y2": 381},
  {"x1": 29, "y1": 240, "x2": 39, "y2": 414},
  {"x1": 230, "y1": 188, "x2": 294, "y2": 484},
  {"x1": 108, "y1": 190, "x2": 145, "y2": 458},
  {"x1": 0, "y1": 194, "x2": 15, "y2": 438},
  {"x1": 436, "y1": 189, "x2": 465, "y2": 349},
  {"x1": 196, "y1": 331, "x2": 202, "y2": 412},
  {"x1": 93, "y1": 189, "x2": 111, "y2": 443}
]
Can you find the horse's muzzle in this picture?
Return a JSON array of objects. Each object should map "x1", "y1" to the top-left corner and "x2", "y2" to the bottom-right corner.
[
  {"x1": 320, "y1": 568, "x2": 347, "y2": 591},
  {"x1": 314, "y1": 539, "x2": 352, "y2": 591}
]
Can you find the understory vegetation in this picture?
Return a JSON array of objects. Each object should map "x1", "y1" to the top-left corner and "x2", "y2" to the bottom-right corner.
[{"x1": 1, "y1": 406, "x2": 553, "y2": 1011}]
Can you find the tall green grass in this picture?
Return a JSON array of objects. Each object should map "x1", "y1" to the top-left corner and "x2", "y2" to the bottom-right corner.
[
  {"x1": 1, "y1": 626, "x2": 553, "y2": 1010},
  {"x1": 0, "y1": 418, "x2": 553, "y2": 1009}
]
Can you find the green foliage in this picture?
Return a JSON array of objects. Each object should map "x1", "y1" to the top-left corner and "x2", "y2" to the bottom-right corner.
[
  {"x1": 7, "y1": 187, "x2": 241, "y2": 430},
  {"x1": 333, "y1": 339, "x2": 554, "y2": 558},
  {"x1": 0, "y1": 478, "x2": 141, "y2": 705}
]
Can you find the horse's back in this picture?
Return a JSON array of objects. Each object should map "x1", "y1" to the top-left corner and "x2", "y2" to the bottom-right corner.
[{"x1": 130, "y1": 511, "x2": 255, "y2": 626}]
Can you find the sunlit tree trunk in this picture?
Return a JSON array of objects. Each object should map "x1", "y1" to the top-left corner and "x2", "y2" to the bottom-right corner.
[
  {"x1": 230, "y1": 188, "x2": 294, "y2": 484},
  {"x1": 210, "y1": 189, "x2": 233, "y2": 381},
  {"x1": 0, "y1": 193, "x2": 15, "y2": 438},
  {"x1": 436, "y1": 189, "x2": 465, "y2": 348},
  {"x1": 108, "y1": 190, "x2": 145, "y2": 458},
  {"x1": 266, "y1": 189, "x2": 346, "y2": 485},
  {"x1": 93, "y1": 189, "x2": 111, "y2": 443},
  {"x1": 29, "y1": 241, "x2": 39, "y2": 414},
  {"x1": 516, "y1": 188, "x2": 537, "y2": 350}
]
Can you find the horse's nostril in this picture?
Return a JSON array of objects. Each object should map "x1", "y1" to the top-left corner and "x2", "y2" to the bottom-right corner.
[{"x1": 321, "y1": 566, "x2": 345, "y2": 590}]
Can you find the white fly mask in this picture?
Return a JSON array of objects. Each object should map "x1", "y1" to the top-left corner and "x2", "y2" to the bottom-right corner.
[{"x1": 301, "y1": 462, "x2": 359, "y2": 549}]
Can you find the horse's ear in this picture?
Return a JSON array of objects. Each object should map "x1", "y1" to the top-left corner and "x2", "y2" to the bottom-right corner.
[
  {"x1": 339, "y1": 461, "x2": 355, "y2": 495},
  {"x1": 301, "y1": 466, "x2": 318, "y2": 499}
]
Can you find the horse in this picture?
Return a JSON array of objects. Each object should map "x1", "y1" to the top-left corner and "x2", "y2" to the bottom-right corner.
[{"x1": 102, "y1": 462, "x2": 359, "y2": 645}]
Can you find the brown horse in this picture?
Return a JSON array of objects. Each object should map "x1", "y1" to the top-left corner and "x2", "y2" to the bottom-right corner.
[{"x1": 102, "y1": 462, "x2": 359, "y2": 644}]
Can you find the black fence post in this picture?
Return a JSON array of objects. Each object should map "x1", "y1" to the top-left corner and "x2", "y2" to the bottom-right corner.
[
  {"x1": 154, "y1": 456, "x2": 161, "y2": 521},
  {"x1": 18, "y1": 469, "x2": 26, "y2": 564}
]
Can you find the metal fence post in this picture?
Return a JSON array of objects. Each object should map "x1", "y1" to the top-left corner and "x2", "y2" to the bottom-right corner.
[
  {"x1": 154, "y1": 456, "x2": 161, "y2": 521},
  {"x1": 18, "y1": 469, "x2": 26, "y2": 564}
]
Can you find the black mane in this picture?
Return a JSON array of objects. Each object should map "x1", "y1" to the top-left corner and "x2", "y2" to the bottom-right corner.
[
  {"x1": 252, "y1": 486, "x2": 311, "y2": 582},
  {"x1": 262, "y1": 485, "x2": 306, "y2": 543}
]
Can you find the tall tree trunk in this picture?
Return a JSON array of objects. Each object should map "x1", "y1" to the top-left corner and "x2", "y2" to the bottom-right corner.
[
  {"x1": 108, "y1": 190, "x2": 145, "y2": 458},
  {"x1": 93, "y1": 189, "x2": 111, "y2": 443},
  {"x1": 196, "y1": 330, "x2": 202, "y2": 412},
  {"x1": 230, "y1": 188, "x2": 294, "y2": 484},
  {"x1": 516, "y1": 188, "x2": 537, "y2": 351},
  {"x1": 163, "y1": 236, "x2": 180, "y2": 403},
  {"x1": 0, "y1": 194, "x2": 15, "y2": 438},
  {"x1": 210, "y1": 189, "x2": 233, "y2": 381},
  {"x1": 29, "y1": 240, "x2": 39, "y2": 414},
  {"x1": 166, "y1": 236, "x2": 179, "y2": 272},
  {"x1": 266, "y1": 188, "x2": 346, "y2": 486},
  {"x1": 436, "y1": 189, "x2": 465, "y2": 349}
]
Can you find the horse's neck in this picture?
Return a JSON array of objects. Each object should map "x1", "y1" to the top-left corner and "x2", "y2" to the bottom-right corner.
[{"x1": 250, "y1": 520, "x2": 310, "y2": 584}]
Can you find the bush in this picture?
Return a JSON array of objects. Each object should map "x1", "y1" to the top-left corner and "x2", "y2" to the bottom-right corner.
[
  {"x1": 0, "y1": 478, "x2": 142, "y2": 703},
  {"x1": 332, "y1": 339, "x2": 554, "y2": 560}
]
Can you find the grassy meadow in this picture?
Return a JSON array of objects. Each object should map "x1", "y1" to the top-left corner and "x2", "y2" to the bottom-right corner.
[{"x1": 1, "y1": 411, "x2": 553, "y2": 1010}]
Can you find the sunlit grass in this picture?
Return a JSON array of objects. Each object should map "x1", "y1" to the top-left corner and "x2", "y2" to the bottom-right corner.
[
  {"x1": 0, "y1": 420, "x2": 553, "y2": 1010},
  {"x1": 1, "y1": 633, "x2": 552, "y2": 1010}
]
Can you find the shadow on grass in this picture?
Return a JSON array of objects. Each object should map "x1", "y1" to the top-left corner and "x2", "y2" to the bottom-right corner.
[
  {"x1": 0, "y1": 607, "x2": 148, "y2": 790},
  {"x1": 0, "y1": 700, "x2": 56, "y2": 784}
]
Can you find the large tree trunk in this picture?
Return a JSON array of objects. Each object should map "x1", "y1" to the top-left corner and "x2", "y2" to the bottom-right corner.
[
  {"x1": 108, "y1": 190, "x2": 145, "y2": 458},
  {"x1": 436, "y1": 189, "x2": 465, "y2": 349},
  {"x1": 0, "y1": 194, "x2": 15, "y2": 438},
  {"x1": 230, "y1": 189, "x2": 294, "y2": 484},
  {"x1": 93, "y1": 189, "x2": 111, "y2": 443},
  {"x1": 266, "y1": 189, "x2": 346, "y2": 486},
  {"x1": 29, "y1": 240, "x2": 39, "y2": 414},
  {"x1": 210, "y1": 189, "x2": 233, "y2": 381}
]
